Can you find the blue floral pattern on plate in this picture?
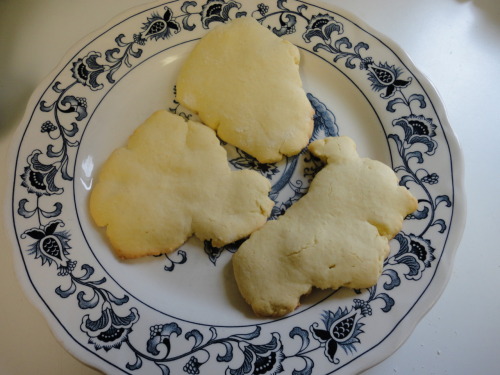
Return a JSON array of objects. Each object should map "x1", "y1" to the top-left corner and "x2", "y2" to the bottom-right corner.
[{"x1": 9, "y1": 1, "x2": 463, "y2": 374}]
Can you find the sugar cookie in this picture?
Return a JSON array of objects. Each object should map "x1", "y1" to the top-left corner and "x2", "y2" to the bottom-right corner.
[
  {"x1": 176, "y1": 17, "x2": 314, "y2": 163},
  {"x1": 90, "y1": 110, "x2": 274, "y2": 258},
  {"x1": 233, "y1": 136, "x2": 418, "y2": 317}
]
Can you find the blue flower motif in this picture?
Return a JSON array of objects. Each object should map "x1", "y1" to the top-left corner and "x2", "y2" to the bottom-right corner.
[
  {"x1": 201, "y1": 0, "x2": 242, "y2": 29},
  {"x1": 303, "y1": 13, "x2": 343, "y2": 43},
  {"x1": 21, "y1": 150, "x2": 62, "y2": 196},
  {"x1": 71, "y1": 51, "x2": 108, "y2": 90},
  {"x1": 81, "y1": 304, "x2": 139, "y2": 351},
  {"x1": 310, "y1": 308, "x2": 364, "y2": 364},
  {"x1": 137, "y1": 7, "x2": 180, "y2": 44},
  {"x1": 228, "y1": 333, "x2": 284, "y2": 375},
  {"x1": 146, "y1": 322, "x2": 182, "y2": 356},
  {"x1": 59, "y1": 95, "x2": 88, "y2": 121},
  {"x1": 367, "y1": 62, "x2": 412, "y2": 98},
  {"x1": 21, "y1": 219, "x2": 75, "y2": 276},
  {"x1": 392, "y1": 114, "x2": 438, "y2": 155},
  {"x1": 388, "y1": 233, "x2": 436, "y2": 280}
]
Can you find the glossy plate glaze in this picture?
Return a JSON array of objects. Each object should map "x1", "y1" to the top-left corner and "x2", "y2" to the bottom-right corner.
[{"x1": 7, "y1": 1, "x2": 465, "y2": 374}]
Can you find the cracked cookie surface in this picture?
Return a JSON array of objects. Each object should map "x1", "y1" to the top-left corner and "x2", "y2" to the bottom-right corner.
[{"x1": 232, "y1": 136, "x2": 418, "y2": 317}]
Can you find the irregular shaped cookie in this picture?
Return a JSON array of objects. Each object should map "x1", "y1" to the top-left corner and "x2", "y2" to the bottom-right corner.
[
  {"x1": 90, "y1": 110, "x2": 274, "y2": 259},
  {"x1": 176, "y1": 17, "x2": 314, "y2": 163},
  {"x1": 232, "y1": 136, "x2": 418, "y2": 317}
]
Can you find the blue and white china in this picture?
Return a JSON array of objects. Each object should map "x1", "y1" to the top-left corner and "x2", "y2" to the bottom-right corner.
[{"x1": 7, "y1": 1, "x2": 465, "y2": 374}]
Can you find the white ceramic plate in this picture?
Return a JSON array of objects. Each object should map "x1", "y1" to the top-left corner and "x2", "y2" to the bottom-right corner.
[{"x1": 7, "y1": 1, "x2": 465, "y2": 374}]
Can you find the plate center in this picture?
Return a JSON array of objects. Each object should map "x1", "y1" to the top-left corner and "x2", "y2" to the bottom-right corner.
[{"x1": 74, "y1": 47, "x2": 388, "y2": 326}]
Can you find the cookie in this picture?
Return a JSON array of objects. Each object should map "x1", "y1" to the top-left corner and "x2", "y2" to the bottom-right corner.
[
  {"x1": 176, "y1": 17, "x2": 314, "y2": 163},
  {"x1": 232, "y1": 136, "x2": 418, "y2": 317},
  {"x1": 90, "y1": 110, "x2": 274, "y2": 259}
]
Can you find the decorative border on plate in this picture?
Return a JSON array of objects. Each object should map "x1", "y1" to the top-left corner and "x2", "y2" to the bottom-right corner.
[{"x1": 12, "y1": 1, "x2": 454, "y2": 374}]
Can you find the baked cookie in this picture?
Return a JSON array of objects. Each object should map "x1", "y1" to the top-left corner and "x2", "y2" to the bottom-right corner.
[
  {"x1": 232, "y1": 136, "x2": 418, "y2": 317},
  {"x1": 176, "y1": 17, "x2": 314, "y2": 163},
  {"x1": 90, "y1": 110, "x2": 274, "y2": 259}
]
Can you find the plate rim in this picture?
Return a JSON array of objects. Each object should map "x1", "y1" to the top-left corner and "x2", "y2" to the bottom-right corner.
[{"x1": 6, "y1": 0, "x2": 466, "y2": 374}]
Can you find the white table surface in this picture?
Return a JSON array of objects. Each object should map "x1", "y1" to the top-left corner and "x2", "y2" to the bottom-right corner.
[{"x1": 1, "y1": 0, "x2": 499, "y2": 374}]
